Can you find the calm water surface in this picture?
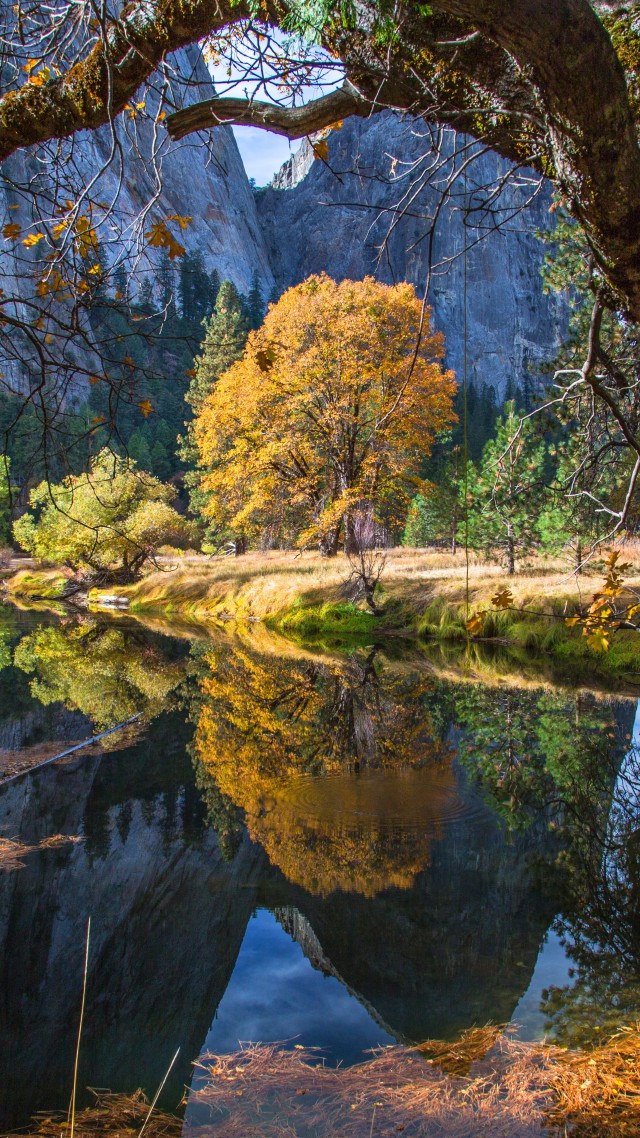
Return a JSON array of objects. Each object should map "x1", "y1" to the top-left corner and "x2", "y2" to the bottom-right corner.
[{"x1": 0, "y1": 603, "x2": 638, "y2": 1128}]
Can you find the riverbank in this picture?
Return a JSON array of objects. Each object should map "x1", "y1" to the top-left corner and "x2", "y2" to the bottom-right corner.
[
  {"x1": 13, "y1": 1028, "x2": 640, "y2": 1138},
  {"x1": 5, "y1": 548, "x2": 640, "y2": 674}
]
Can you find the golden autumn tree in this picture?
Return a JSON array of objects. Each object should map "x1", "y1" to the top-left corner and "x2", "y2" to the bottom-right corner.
[{"x1": 192, "y1": 274, "x2": 456, "y2": 554}]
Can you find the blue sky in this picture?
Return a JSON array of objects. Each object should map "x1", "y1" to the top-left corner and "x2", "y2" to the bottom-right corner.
[
  {"x1": 208, "y1": 30, "x2": 341, "y2": 185},
  {"x1": 232, "y1": 125, "x2": 300, "y2": 185}
]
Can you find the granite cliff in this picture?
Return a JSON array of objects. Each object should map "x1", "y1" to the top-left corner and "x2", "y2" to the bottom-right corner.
[
  {"x1": 0, "y1": 56, "x2": 565, "y2": 403},
  {"x1": 257, "y1": 114, "x2": 567, "y2": 396}
]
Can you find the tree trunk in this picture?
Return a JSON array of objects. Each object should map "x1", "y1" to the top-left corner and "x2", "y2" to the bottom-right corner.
[
  {"x1": 320, "y1": 523, "x2": 341, "y2": 558},
  {"x1": 507, "y1": 534, "x2": 515, "y2": 576}
]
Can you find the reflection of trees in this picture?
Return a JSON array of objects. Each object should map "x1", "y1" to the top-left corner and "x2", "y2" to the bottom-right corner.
[
  {"x1": 455, "y1": 683, "x2": 640, "y2": 1045},
  {"x1": 193, "y1": 645, "x2": 455, "y2": 896},
  {"x1": 13, "y1": 620, "x2": 190, "y2": 730}
]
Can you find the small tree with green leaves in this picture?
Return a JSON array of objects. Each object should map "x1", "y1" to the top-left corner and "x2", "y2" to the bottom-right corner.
[
  {"x1": 13, "y1": 449, "x2": 194, "y2": 582},
  {"x1": 465, "y1": 402, "x2": 547, "y2": 574},
  {"x1": 537, "y1": 435, "x2": 619, "y2": 572}
]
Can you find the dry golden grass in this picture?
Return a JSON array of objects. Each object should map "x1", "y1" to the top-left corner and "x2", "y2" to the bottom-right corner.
[
  {"x1": 0, "y1": 833, "x2": 82, "y2": 872},
  {"x1": 89, "y1": 546, "x2": 640, "y2": 624},
  {"x1": 24, "y1": 1089, "x2": 181, "y2": 1138},
  {"x1": 14, "y1": 1026, "x2": 640, "y2": 1138}
]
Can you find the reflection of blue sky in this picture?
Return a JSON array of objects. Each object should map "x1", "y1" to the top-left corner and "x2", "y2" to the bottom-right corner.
[
  {"x1": 196, "y1": 908, "x2": 393, "y2": 1063},
  {"x1": 510, "y1": 928, "x2": 572, "y2": 1040}
]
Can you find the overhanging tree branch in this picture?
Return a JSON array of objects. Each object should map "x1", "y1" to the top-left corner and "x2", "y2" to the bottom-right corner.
[{"x1": 166, "y1": 81, "x2": 372, "y2": 141}]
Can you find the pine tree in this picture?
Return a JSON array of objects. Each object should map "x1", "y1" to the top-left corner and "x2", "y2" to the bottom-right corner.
[
  {"x1": 179, "y1": 251, "x2": 218, "y2": 325},
  {"x1": 113, "y1": 263, "x2": 128, "y2": 302},
  {"x1": 537, "y1": 435, "x2": 618, "y2": 571},
  {"x1": 138, "y1": 276, "x2": 155, "y2": 313},
  {"x1": 465, "y1": 401, "x2": 547, "y2": 574},
  {"x1": 180, "y1": 280, "x2": 249, "y2": 540},
  {"x1": 183, "y1": 280, "x2": 248, "y2": 416},
  {"x1": 157, "y1": 253, "x2": 176, "y2": 314},
  {"x1": 245, "y1": 270, "x2": 265, "y2": 330}
]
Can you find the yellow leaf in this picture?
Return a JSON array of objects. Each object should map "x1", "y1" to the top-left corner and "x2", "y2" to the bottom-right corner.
[
  {"x1": 22, "y1": 232, "x2": 45, "y2": 247},
  {"x1": 312, "y1": 139, "x2": 329, "y2": 161},
  {"x1": 52, "y1": 220, "x2": 69, "y2": 240},
  {"x1": 2, "y1": 222, "x2": 21, "y2": 240},
  {"x1": 138, "y1": 399, "x2": 154, "y2": 418},
  {"x1": 491, "y1": 588, "x2": 514, "y2": 610},
  {"x1": 586, "y1": 627, "x2": 609, "y2": 652},
  {"x1": 88, "y1": 376, "x2": 101, "y2": 386},
  {"x1": 88, "y1": 265, "x2": 102, "y2": 275},
  {"x1": 167, "y1": 214, "x2": 192, "y2": 230},
  {"x1": 465, "y1": 610, "x2": 487, "y2": 637},
  {"x1": 144, "y1": 220, "x2": 186, "y2": 260},
  {"x1": 565, "y1": 614, "x2": 581, "y2": 628}
]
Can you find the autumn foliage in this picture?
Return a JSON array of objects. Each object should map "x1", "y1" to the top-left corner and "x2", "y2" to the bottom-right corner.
[
  {"x1": 192, "y1": 644, "x2": 455, "y2": 896},
  {"x1": 192, "y1": 274, "x2": 455, "y2": 553}
]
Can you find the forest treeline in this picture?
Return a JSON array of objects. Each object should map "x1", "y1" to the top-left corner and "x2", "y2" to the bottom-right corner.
[{"x1": 5, "y1": 210, "x2": 639, "y2": 581}]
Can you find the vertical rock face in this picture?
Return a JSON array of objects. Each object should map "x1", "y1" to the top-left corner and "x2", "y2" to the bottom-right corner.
[
  {"x1": 257, "y1": 114, "x2": 567, "y2": 397},
  {"x1": 0, "y1": 46, "x2": 274, "y2": 305}
]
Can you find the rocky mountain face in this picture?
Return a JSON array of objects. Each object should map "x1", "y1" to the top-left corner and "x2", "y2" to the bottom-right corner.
[
  {"x1": 0, "y1": 50, "x2": 565, "y2": 403},
  {"x1": 0, "y1": 47, "x2": 274, "y2": 298},
  {"x1": 257, "y1": 114, "x2": 567, "y2": 397}
]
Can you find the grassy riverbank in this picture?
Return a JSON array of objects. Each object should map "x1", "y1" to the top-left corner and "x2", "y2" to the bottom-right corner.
[
  {"x1": 5, "y1": 548, "x2": 640, "y2": 673},
  {"x1": 13, "y1": 1027, "x2": 640, "y2": 1138}
]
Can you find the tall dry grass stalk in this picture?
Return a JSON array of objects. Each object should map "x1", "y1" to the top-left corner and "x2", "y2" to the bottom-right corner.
[{"x1": 69, "y1": 917, "x2": 91, "y2": 1138}]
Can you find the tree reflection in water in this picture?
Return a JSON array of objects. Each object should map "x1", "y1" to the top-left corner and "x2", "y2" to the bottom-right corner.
[
  {"x1": 452, "y1": 683, "x2": 640, "y2": 1045},
  {"x1": 13, "y1": 619, "x2": 192, "y2": 729},
  {"x1": 192, "y1": 644, "x2": 457, "y2": 896}
]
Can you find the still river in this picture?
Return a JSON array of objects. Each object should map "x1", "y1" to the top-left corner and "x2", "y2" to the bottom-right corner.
[{"x1": 0, "y1": 603, "x2": 638, "y2": 1128}]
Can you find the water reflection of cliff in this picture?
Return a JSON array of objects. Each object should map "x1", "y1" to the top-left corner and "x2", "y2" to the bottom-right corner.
[
  {"x1": 1, "y1": 620, "x2": 638, "y2": 1129},
  {"x1": 0, "y1": 713, "x2": 267, "y2": 1129}
]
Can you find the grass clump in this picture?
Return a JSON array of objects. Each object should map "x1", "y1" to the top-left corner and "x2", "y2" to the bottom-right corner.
[
  {"x1": 6, "y1": 568, "x2": 72, "y2": 599},
  {"x1": 272, "y1": 601, "x2": 376, "y2": 638}
]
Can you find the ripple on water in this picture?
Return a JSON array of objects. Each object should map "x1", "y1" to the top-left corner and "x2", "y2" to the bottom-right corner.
[{"x1": 269, "y1": 767, "x2": 486, "y2": 834}]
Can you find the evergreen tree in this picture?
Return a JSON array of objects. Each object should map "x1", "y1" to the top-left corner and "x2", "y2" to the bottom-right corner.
[
  {"x1": 244, "y1": 270, "x2": 265, "y2": 330},
  {"x1": 404, "y1": 444, "x2": 462, "y2": 551},
  {"x1": 183, "y1": 280, "x2": 248, "y2": 416},
  {"x1": 465, "y1": 401, "x2": 547, "y2": 574},
  {"x1": 537, "y1": 435, "x2": 618, "y2": 571},
  {"x1": 157, "y1": 253, "x2": 176, "y2": 314},
  {"x1": 179, "y1": 251, "x2": 217, "y2": 325},
  {"x1": 113, "y1": 263, "x2": 128, "y2": 301},
  {"x1": 138, "y1": 276, "x2": 155, "y2": 313},
  {"x1": 180, "y1": 280, "x2": 249, "y2": 539}
]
